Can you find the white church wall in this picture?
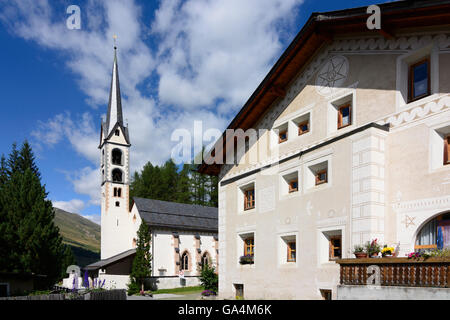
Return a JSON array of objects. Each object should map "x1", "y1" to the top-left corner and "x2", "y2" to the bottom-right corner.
[{"x1": 152, "y1": 230, "x2": 176, "y2": 276}]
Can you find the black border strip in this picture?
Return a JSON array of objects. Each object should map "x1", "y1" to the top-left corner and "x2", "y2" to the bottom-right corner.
[{"x1": 220, "y1": 122, "x2": 389, "y2": 187}]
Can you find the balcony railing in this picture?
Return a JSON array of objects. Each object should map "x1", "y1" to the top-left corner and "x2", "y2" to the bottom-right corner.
[{"x1": 336, "y1": 257, "x2": 450, "y2": 288}]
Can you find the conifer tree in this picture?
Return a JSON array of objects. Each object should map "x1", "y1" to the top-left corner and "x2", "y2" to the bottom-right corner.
[
  {"x1": 130, "y1": 222, "x2": 152, "y2": 292},
  {"x1": 0, "y1": 142, "x2": 72, "y2": 287}
]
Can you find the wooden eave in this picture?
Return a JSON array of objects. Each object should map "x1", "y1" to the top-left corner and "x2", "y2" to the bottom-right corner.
[{"x1": 198, "y1": 0, "x2": 450, "y2": 176}]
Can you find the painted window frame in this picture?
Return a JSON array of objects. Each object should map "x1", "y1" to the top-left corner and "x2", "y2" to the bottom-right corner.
[
  {"x1": 408, "y1": 57, "x2": 431, "y2": 103},
  {"x1": 278, "y1": 129, "x2": 288, "y2": 144},
  {"x1": 329, "y1": 235, "x2": 342, "y2": 261},
  {"x1": 244, "y1": 237, "x2": 255, "y2": 256},
  {"x1": 288, "y1": 179, "x2": 299, "y2": 193},
  {"x1": 337, "y1": 103, "x2": 352, "y2": 130},
  {"x1": 297, "y1": 120, "x2": 310, "y2": 136},
  {"x1": 287, "y1": 241, "x2": 296, "y2": 262},
  {"x1": 315, "y1": 169, "x2": 328, "y2": 186},
  {"x1": 244, "y1": 188, "x2": 255, "y2": 211}
]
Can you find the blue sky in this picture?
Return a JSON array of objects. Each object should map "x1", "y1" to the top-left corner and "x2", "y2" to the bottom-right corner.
[{"x1": 0, "y1": 0, "x2": 391, "y2": 223}]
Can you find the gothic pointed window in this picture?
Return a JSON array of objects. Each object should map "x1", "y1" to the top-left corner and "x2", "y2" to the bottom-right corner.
[
  {"x1": 112, "y1": 169, "x2": 123, "y2": 183},
  {"x1": 201, "y1": 252, "x2": 211, "y2": 269},
  {"x1": 181, "y1": 251, "x2": 189, "y2": 271},
  {"x1": 112, "y1": 149, "x2": 123, "y2": 165}
]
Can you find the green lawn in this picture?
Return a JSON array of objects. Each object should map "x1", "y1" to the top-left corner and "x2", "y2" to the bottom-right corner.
[{"x1": 151, "y1": 286, "x2": 204, "y2": 295}]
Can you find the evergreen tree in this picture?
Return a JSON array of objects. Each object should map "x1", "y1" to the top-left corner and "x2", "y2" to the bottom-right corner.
[
  {"x1": 129, "y1": 154, "x2": 218, "y2": 208},
  {"x1": 6, "y1": 142, "x2": 20, "y2": 177},
  {"x1": 161, "y1": 160, "x2": 178, "y2": 202},
  {"x1": 176, "y1": 163, "x2": 192, "y2": 204},
  {"x1": 0, "y1": 142, "x2": 71, "y2": 287},
  {"x1": 129, "y1": 222, "x2": 152, "y2": 292}
]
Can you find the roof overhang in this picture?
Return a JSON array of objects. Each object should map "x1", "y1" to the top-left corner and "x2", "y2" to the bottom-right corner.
[{"x1": 198, "y1": 0, "x2": 450, "y2": 176}]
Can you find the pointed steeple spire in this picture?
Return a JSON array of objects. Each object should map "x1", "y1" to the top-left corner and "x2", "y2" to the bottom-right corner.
[{"x1": 106, "y1": 45, "x2": 124, "y2": 135}]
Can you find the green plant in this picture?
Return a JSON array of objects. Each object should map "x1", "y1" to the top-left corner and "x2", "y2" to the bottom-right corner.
[
  {"x1": 127, "y1": 281, "x2": 140, "y2": 296},
  {"x1": 199, "y1": 264, "x2": 218, "y2": 293},
  {"x1": 429, "y1": 248, "x2": 450, "y2": 258},
  {"x1": 353, "y1": 245, "x2": 365, "y2": 254},
  {"x1": 130, "y1": 222, "x2": 152, "y2": 292},
  {"x1": 365, "y1": 239, "x2": 381, "y2": 256},
  {"x1": 239, "y1": 255, "x2": 254, "y2": 265}
]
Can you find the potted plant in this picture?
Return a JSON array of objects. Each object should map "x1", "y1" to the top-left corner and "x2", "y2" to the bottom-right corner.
[
  {"x1": 381, "y1": 245, "x2": 395, "y2": 257},
  {"x1": 353, "y1": 245, "x2": 367, "y2": 258},
  {"x1": 239, "y1": 255, "x2": 254, "y2": 265},
  {"x1": 365, "y1": 239, "x2": 381, "y2": 258}
]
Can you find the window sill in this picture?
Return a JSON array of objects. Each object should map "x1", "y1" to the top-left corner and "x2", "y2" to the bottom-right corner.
[
  {"x1": 305, "y1": 182, "x2": 330, "y2": 194},
  {"x1": 240, "y1": 208, "x2": 256, "y2": 215},
  {"x1": 280, "y1": 191, "x2": 300, "y2": 200},
  {"x1": 239, "y1": 263, "x2": 255, "y2": 270},
  {"x1": 429, "y1": 164, "x2": 450, "y2": 174},
  {"x1": 279, "y1": 262, "x2": 297, "y2": 269},
  {"x1": 328, "y1": 123, "x2": 355, "y2": 138}
]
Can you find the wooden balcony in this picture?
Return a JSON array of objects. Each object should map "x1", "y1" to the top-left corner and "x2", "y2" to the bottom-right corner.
[{"x1": 336, "y1": 258, "x2": 450, "y2": 288}]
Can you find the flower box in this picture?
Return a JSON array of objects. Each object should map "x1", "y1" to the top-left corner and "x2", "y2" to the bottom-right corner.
[{"x1": 239, "y1": 255, "x2": 254, "y2": 265}]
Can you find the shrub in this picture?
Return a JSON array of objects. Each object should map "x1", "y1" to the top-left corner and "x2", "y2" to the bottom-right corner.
[
  {"x1": 127, "y1": 280, "x2": 140, "y2": 296},
  {"x1": 199, "y1": 264, "x2": 218, "y2": 293}
]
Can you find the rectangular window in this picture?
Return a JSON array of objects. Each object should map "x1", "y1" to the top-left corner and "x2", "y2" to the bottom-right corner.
[
  {"x1": 409, "y1": 58, "x2": 430, "y2": 102},
  {"x1": 320, "y1": 289, "x2": 332, "y2": 300},
  {"x1": 329, "y1": 236, "x2": 342, "y2": 260},
  {"x1": 244, "y1": 188, "x2": 255, "y2": 210},
  {"x1": 337, "y1": 104, "x2": 352, "y2": 129},
  {"x1": 298, "y1": 121, "x2": 309, "y2": 136},
  {"x1": 278, "y1": 130, "x2": 288, "y2": 143},
  {"x1": 244, "y1": 237, "x2": 255, "y2": 256},
  {"x1": 315, "y1": 169, "x2": 328, "y2": 185},
  {"x1": 287, "y1": 241, "x2": 296, "y2": 262},
  {"x1": 288, "y1": 179, "x2": 299, "y2": 193},
  {"x1": 444, "y1": 135, "x2": 450, "y2": 165}
]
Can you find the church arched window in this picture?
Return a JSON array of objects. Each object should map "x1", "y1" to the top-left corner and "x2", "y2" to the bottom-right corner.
[
  {"x1": 181, "y1": 251, "x2": 189, "y2": 271},
  {"x1": 201, "y1": 252, "x2": 210, "y2": 269},
  {"x1": 113, "y1": 187, "x2": 122, "y2": 197},
  {"x1": 115, "y1": 129, "x2": 120, "y2": 136},
  {"x1": 112, "y1": 149, "x2": 123, "y2": 165},
  {"x1": 112, "y1": 169, "x2": 123, "y2": 183}
]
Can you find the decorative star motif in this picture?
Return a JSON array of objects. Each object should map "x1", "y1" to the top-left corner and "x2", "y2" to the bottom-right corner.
[
  {"x1": 315, "y1": 56, "x2": 349, "y2": 95},
  {"x1": 401, "y1": 215, "x2": 416, "y2": 228}
]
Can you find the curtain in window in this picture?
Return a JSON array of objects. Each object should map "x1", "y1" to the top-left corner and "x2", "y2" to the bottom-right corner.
[
  {"x1": 441, "y1": 225, "x2": 450, "y2": 249},
  {"x1": 416, "y1": 219, "x2": 437, "y2": 246}
]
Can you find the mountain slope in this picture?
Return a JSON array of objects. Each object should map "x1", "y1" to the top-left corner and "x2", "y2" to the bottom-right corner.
[{"x1": 54, "y1": 208, "x2": 101, "y2": 266}]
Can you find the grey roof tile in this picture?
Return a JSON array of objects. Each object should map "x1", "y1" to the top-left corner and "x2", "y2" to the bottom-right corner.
[{"x1": 133, "y1": 197, "x2": 218, "y2": 232}]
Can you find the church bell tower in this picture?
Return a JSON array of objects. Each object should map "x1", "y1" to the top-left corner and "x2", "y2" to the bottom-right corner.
[{"x1": 99, "y1": 45, "x2": 131, "y2": 259}]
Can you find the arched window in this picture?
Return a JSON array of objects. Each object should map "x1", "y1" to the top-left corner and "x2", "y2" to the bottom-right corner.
[
  {"x1": 416, "y1": 212, "x2": 450, "y2": 250},
  {"x1": 112, "y1": 149, "x2": 122, "y2": 165},
  {"x1": 181, "y1": 251, "x2": 189, "y2": 271},
  {"x1": 132, "y1": 238, "x2": 137, "y2": 248},
  {"x1": 113, "y1": 187, "x2": 122, "y2": 197},
  {"x1": 112, "y1": 169, "x2": 123, "y2": 183},
  {"x1": 115, "y1": 129, "x2": 120, "y2": 136},
  {"x1": 201, "y1": 252, "x2": 210, "y2": 269}
]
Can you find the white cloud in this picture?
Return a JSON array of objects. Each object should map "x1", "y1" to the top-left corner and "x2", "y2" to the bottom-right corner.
[
  {"x1": 153, "y1": 0, "x2": 303, "y2": 112},
  {"x1": 81, "y1": 214, "x2": 101, "y2": 225},
  {"x1": 1, "y1": 0, "x2": 303, "y2": 206},
  {"x1": 53, "y1": 199, "x2": 86, "y2": 214},
  {"x1": 71, "y1": 167, "x2": 101, "y2": 206}
]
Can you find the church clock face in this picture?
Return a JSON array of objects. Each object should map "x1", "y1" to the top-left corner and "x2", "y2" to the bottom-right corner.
[{"x1": 315, "y1": 55, "x2": 349, "y2": 96}]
